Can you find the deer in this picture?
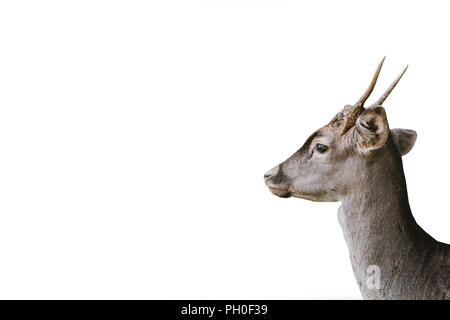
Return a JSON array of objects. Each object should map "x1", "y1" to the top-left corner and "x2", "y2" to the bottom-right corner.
[{"x1": 264, "y1": 58, "x2": 450, "y2": 300}]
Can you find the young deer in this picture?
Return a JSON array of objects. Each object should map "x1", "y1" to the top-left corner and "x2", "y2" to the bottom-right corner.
[{"x1": 264, "y1": 58, "x2": 449, "y2": 300}]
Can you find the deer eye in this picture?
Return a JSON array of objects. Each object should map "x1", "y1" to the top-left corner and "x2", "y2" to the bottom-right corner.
[{"x1": 316, "y1": 143, "x2": 328, "y2": 153}]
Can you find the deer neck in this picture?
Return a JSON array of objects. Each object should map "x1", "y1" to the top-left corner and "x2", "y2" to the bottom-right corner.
[{"x1": 337, "y1": 143, "x2": 435, "y2": 298}]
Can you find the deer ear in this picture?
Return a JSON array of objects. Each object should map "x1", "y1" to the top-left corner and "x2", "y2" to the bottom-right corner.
[
  {"x1": 391, "y1": 128, "x2": 417, "y2": 156},
  {"x1": 355, "y1": 106, "x2": 390, "y2": 152}
]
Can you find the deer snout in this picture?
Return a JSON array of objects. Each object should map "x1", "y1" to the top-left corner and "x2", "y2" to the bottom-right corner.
[
  {"x1": 264, "y1": 166, "x2": 292, "y2": 197},
  {"x1": 264, "y1": 168, "x2": 277, "y2": 180}
]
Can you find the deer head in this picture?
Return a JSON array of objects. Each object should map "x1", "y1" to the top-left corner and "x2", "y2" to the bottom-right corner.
[{"x1": 264, "y1": 58, "x2": 417, "y2": 201}]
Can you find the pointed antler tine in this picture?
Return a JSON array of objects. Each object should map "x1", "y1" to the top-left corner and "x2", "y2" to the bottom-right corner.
[
  {"x1": 354, "y1": 56, "x2": 386, "y2": 108},
  {"x1": 372, "y1": 65, "x2": 408, "y2": 106}
]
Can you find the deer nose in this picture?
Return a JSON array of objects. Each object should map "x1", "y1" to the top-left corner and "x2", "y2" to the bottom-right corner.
[
  {"x1": 264, "y1": 171, "x2": 273, "y2": 179},
  {"x1": 264, "y1": 166, "x2": 280, "y2": 180}
]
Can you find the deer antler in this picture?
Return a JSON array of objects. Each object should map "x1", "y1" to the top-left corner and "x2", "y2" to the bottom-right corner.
[
  {"x1": 371, "y1": 65, "x2": 408, "y2": 106},
  {"x1": 329, "y1": 58, "x2": 408, "y2": 134},
  {"x1": 354, "y1": 56, "x2": 385, "y2": 108}
]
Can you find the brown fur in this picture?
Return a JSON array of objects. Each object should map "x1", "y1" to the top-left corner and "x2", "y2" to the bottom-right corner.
[{"x1": 264, "y1": 61, "x2": 450, "y2": 299}]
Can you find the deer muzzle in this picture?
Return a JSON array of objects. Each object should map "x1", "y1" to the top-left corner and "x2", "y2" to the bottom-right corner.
[{"x1": 264, "y1": 166, "x2": 292, "y2": 198}]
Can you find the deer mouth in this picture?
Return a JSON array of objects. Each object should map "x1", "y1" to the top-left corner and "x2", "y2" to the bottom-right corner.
[{"x1": 266, "y1": 184, "x2": 292, "y2": 198}]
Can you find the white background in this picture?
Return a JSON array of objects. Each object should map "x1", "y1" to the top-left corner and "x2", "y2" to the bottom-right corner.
[{"x1": 0, "y1": 0, "x2": 449, "y2": 299}]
